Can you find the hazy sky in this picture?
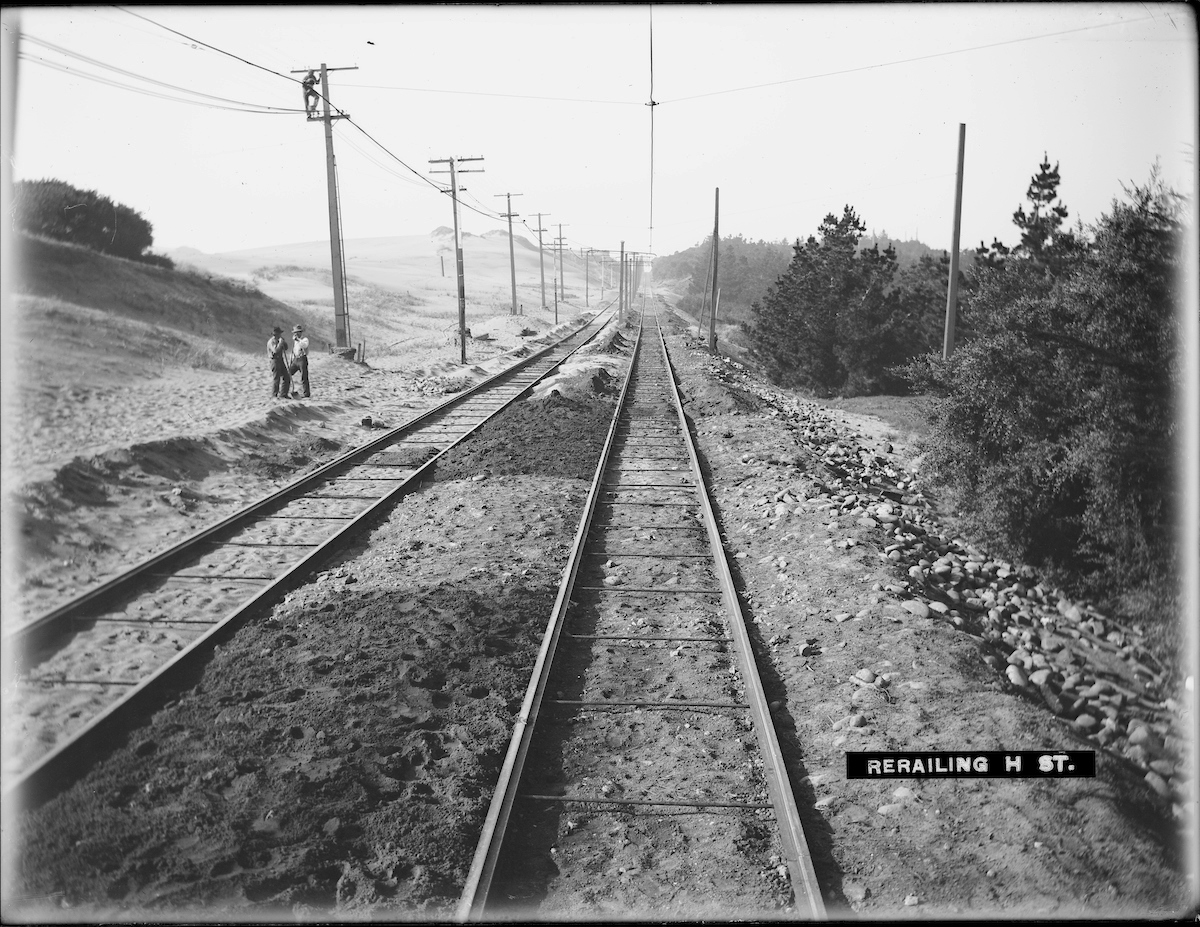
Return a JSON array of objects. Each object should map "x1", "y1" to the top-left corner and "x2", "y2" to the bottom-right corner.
[{"x1": 9, "y1": 3, "x2": 1197, "y2": 260}]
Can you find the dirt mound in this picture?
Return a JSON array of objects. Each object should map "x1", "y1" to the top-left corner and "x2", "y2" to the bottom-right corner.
[
  {"x1": 681, "y1": 377, "x2": 765, "y2": 415},
  {"x1": 434, "y1": 392, "x2": 615, "y2": 483},
  {"x1": 241, "y1": 435, "x2": 344, "y2": 480}
]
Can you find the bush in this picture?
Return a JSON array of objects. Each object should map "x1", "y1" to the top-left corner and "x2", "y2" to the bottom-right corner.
[
  {"x1": 14, "y1": 179, "x2": 155, "y2": 261},
  {"x1": 138, "y1": 252, "x2": 176, "y2": 270},
  {"x1": 904, "y1": 167, "x2": 1184, "y2": 601}
]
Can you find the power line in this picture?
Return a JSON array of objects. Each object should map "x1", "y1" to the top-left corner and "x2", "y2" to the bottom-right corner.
[
  {"x1": 341, "y1": 82, "x2": 639, "y2": 107},
  {"x1": 22, "y1": 34, "x2": 303, "y2": 113},
  {"x1": 116, "y1": 6, "x2": 303, "y2": 85},
  {"x1": 18, "y1": 53, "x2": 303, "y2": 114},
  {"x1": 116, "y1": 9, "x2": 507, "y2": 221},
  {"x1": 658, "y1": 14, "x2": 1159, "y2": 105}
]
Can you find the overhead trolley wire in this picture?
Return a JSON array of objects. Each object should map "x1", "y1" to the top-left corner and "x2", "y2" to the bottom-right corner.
[
  {"x1": 657, "y1": 14, "x2": 1160, "y2": 105},
  {"x1": 646, "y1": 5, "x2": 657, "y2": 255},
  {"x1": 341, "y1": 82, "x2": 639, "y2": 107}
]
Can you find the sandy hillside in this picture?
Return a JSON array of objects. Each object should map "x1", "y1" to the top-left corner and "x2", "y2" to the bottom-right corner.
[{"x1": 171, "y1": 229, "x2": 615, "y2": 360}]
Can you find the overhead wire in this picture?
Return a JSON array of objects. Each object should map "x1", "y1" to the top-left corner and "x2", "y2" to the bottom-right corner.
[
  {"x1": 646, "y1": 5, "x2": 657, "y2": 256},
  {"x1": 657, "y1": 14, "x2": 1160, "y2": 105},
  {"x1": 116, "y1": 6, "x2": 302, "y2": 85},
  {"x1": 340, "y1": 82, "x2": 639, "y2": 107},
  {"x1": 19, "y1": 53, "x2": 305, "y2": 114},
  {"x1": 22, "y1": 33, "x2": 305, "y2": 113}
]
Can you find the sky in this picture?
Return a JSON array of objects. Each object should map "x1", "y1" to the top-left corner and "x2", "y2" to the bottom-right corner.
[{"x1": 7, "y1": 3, "x2": 1197, "y2": 262}]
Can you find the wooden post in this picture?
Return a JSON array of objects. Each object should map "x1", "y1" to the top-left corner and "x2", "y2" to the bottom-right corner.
[
  {"x1": 321, "y1": 64, "x2": 350, "y2": 349},
  {"x1": 618, "y1": 242, "x2": 626, "y2": 323},
  {"x1": 708, "y1": 187, "x2": 719, "y2": 352},
  {"x1": 943, "y1": 124, "x2": 966, "y2": 359}
]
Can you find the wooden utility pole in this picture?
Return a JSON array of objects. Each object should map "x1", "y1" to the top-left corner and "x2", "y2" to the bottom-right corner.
[
  {"x1": 708, "y1": 187, "x2": 719, "y2": 352},
  {"x1": 430, "y1": 156, "x2": 485, "y2": 364},
  {"x1": 495, "y1": 192, "x2": 522, "y2": 315},
  {"x1": 534, "y1": 212, "x2": 550, "y2": 309},
  {"x1": 554, "y1": 224, "x2": 568, "y2": 303},
  {"x1": 292, "y1": 62, "x2": 357, "y2": 349},
  {"x1": 943, "y1": 123, "x2": 966, "y2": 359},
  {"x1": 618, "y1": 242, "x2": 626, "y2": 323},
  {"x1": 698, "y1": 234, "x2": 715, "y2": 339}
]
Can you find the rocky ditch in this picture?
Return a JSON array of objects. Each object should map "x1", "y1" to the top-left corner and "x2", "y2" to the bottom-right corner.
[{"x1": 698, "y1": 352, "x2": 1192, "y2": 821}]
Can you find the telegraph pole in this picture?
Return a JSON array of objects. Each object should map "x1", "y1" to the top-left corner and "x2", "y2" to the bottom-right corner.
[
  {"x1": 554, "y1": 224, "x2": 568, "y2": 303},
  {"x1": 618, "y1": 242, "x2": 626, "y2": 323},
  {"x1": 292, "y1": 62, "x2": 357, "y2": 349},
  {"x1": 943, "y1": 123, "x2": 966, "y2": 359},
  {"x1": 533, "y1": 212, "x2": 550, "y2": 309},
  {"x1": 708, "y1": 187, "x2": 719, "y2": 352},
  {"x1": 430, "y1": 156, "x2": 485, "y2": 364},
  {"x1": 585, "y1": 249, "x2": 595, "y2": 306},
  {"x1": 495, "y1": 192, "x2": 522, "y2": 315}
]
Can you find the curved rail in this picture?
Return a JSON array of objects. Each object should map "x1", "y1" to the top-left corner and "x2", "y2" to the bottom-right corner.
[
  {"x1": 456, "y1": 308, "x2": 825, "y2": 919},
  {"x1": 5, "y1": 304, "x2": 617, "y2": 808}
]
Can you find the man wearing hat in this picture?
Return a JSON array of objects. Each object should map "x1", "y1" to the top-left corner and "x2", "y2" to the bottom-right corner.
[
  {"x1": 267, "y1": 325, "x2": 291, "y2": 398},
  {"x1": 291, "y1": 324, "x2": 311, "y2": 398}
]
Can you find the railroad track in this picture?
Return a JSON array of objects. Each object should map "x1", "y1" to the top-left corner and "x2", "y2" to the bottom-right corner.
[
  {"x1": 4, "y1": 304, "x2": 617, "y2": 805},
  {"x1": 457, "y1": 308, "x2": 825, "y2": 919}
]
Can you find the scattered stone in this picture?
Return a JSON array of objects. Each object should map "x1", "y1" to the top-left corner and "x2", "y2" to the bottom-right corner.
[
  {"x1": 904, "y1": 893, "x2": 919, "y2": 906},
  {"x1": 1145, "y1": 771, "x2": 1172, "y2": 798},
  {"x1": 844, "y1": 881, "x2": 869, "y2": 903},
  {"x1": 1006, "y1": 665, "x2": 1028, "y2": 688},
  {"x1": 1073, "y1": 714, "x2": 1100, "y2": 733},
  {"x1": 901, "y1": 600, "x2": 930, "y2": 619}
]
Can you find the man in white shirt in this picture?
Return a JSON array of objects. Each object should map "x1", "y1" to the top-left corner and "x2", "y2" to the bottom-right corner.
[{"x1": 292, "y1": 324, "x2": 311, "y2": 398}]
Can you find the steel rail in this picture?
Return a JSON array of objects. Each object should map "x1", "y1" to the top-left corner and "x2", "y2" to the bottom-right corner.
[
  {"x1": 5, "y1": 304, "x2": 618, "y2": 810},
  {"x1": 455, "y1": 309, "x2": 646, "y2": 922},
  {"x1": 5, "y1": 309, "x2": 610, "y2": 661},
  {"x1": 456, "y1": 309, "x2": 826, "y2": 920},
  {"x1": 651, "y1": 321, "x2": 827, "y2": 919}
]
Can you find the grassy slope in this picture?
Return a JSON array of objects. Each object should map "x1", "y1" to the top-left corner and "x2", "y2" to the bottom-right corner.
[{"x1": 14, "y1": 234, "x2": 332, "y2": 356}]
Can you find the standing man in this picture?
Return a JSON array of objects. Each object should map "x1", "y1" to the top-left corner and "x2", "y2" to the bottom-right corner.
[
  {"x1": 302, "y1": 69, "x2": 320, "y2": 117},
  {"x1": 291, "y1": 324, "x2": 311, "y2": 398},
  {"x1": 268, "y1": 326, "x2": 290, "y2": 398}
]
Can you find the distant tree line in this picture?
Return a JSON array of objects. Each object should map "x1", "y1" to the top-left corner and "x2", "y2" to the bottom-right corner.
[
  {"x1": 13, "y1": 179, "x2": 174, "y2": 269},
  {"x1": 740, "y1": 207, "x2": 961, "y2": 396},
  {"x1": 653, "y1": 234, "x2": 793, "y2": 330}
]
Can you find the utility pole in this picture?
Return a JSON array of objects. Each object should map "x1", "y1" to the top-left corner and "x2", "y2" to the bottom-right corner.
[
  {"x1": 430, "y1": 156, "x2": 485, "y2": 364},
  {"x1": 943, "y1": 124, "x2": 966, "y2": 359},
  {"x1": 618, "y1": 242, "x2": 626, "y2": 323},
  {"x1": 585, "y1": 249, "x2": 595, "y2": 307},
  {"x1": 554, "y1": 224, "x2": 568, "y2": 303},
  {"x1": 532, "y1": 213, "x2": 550, "y2": 309},
  {"x1": 708, "y1": 187, "x2": 719, "y2": 352},
  {"x1": 292, "y1": 62, "x2": 357, "y2": 349},
  {"x1": 495, "y1": 192, "x2": 522, "y2": 315}
]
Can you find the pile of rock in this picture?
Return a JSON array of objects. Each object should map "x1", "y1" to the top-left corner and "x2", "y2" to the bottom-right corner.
[{"x1": 696, "y1": 351, "x2": 1192, "y2": 818}]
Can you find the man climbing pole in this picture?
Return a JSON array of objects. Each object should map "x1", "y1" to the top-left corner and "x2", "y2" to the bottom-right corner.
[{"x1": 302, "y1": 69, "x2": 320, "y2": 117}]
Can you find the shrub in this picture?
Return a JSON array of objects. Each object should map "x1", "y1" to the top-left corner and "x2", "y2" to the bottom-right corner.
[
  {"x1": 14, "y1": 179, "x2": 155, "y2": 261},
  {"x1": 904, "y1": 166, "x2": 1184, "y2": 601}
]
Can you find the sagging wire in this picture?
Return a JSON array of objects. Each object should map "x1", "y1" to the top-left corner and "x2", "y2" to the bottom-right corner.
[
  {"x1": 19, "y1": 52, "x2": 304, "y2": 114},
  {"x1": 22, "y1": 33, "x2": 303, "y2": 113}
]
